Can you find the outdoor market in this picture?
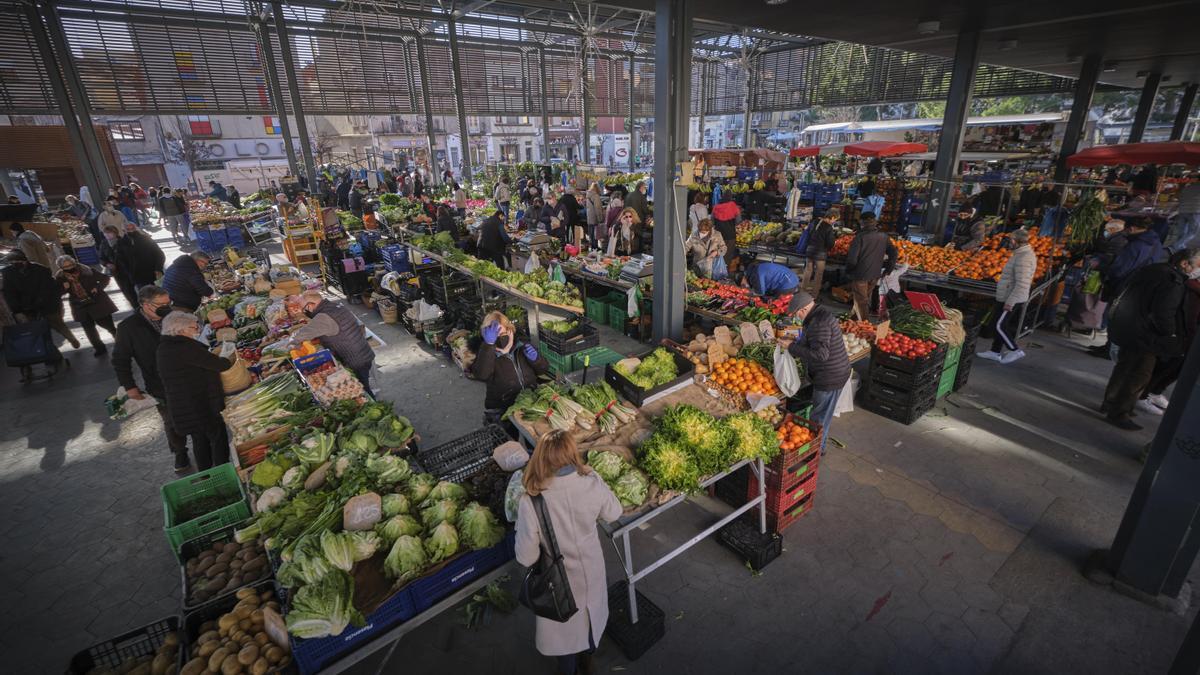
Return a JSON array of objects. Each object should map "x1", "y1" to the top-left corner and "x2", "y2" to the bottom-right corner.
[{"x1": 1, "y1": 1, "x2": 1200, "y2": 674}]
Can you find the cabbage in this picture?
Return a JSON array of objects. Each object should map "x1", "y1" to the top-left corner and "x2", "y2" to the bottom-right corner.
[
  {"x1": 320, "y1": 529, "x2": 356, "y2": 572},
  {"x1": 406, "y1": 473, "x2": 438, "y2": 504},
  {"x1": 344, "y1": 430, "x2": 379, "y2": 454},
  {"x1": 366, "y1": 454, "x2": 412, "y2": 485},
  {"x1": 276, "y1": 534, "x2": 332, "y2": 587},
  {"x1": 346, "y1": 531, "x2": 381, "y2": 561},
  {"x1": 420, "y1": 499, "x2": 460, "y2": 529},
  {"x1": 381, "y1": 493, "x2": 410, "y2": 518},
  {"x1": 457, "y1": 502, "x2": 505, "y2": 550},
  {"x1": 250, "y1": 457, "x2": 286, "y2": 488},
  {"x1": 425, "y1": 480, "x2": 467, "y2": 504},
  {"x1": 285, "y1": 569, "x2": 364, "y2": 639},
  {"x1": 295, "y1": 432, "x2": 336, "y2": 466},
  {"x1": 376, "y1": 514, "x2": 423, "y2": 545},
  {"x1": 587, "y1": 451, "x2": 625, "y2": 482},
  {"x1": 280, "y1": 465, "x2": 308, "y2": 492},
  {"x1": 424, "y1": 520, "x2": 460, "y2": 563},
  {"x1": 255, "y1": 486, "x2": 288, "y2": 512},
  {"x1": 612, "y1": 468, "x2": 649, "y2": 508},
  {"x1": 383, "y1": 534, "x2": 427, "y2": 581}
]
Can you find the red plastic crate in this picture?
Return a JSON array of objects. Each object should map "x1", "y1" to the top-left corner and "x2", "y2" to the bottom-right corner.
[
  {"x1": 762, "y1": 447, "x2": 820, "y2": 491},
  {"x1": 749, "y1": 466, "x2": 819, "y2": 515},
  {"x1": 771, "y1": 415, "x2": 822, "y2": 468},
  {"x1": 767, "y1": 491, "x2": 816, "y2": 533}
]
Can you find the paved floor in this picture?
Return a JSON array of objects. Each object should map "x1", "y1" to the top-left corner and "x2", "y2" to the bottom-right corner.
[{"x1": 1, "y1": 230, "x2": 1195, "y2": 673}]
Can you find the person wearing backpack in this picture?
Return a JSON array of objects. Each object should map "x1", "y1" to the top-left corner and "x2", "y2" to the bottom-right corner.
[{"x1": 516, "y1": 430, "x2": 622, "y2": 675}]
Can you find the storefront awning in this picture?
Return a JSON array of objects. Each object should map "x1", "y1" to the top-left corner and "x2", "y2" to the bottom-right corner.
[
  {"x1": 843, "y1": 141, "x2": 929, "y2": 158},
  {"x1": 1065, "y1": 141, "x2": 1200, "y2": 167},
  {"x1": 788, "y1": 146, "x2": 821, "y2": 158}
]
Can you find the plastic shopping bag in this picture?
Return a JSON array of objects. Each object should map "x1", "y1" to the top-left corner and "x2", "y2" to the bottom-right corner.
[
  {"x1": 523, "y1": 250, "x2": 541, "y2": 274},
  {"x1": 773, "y1": 346, "x2": 802, "y2": 398},
  {"x1": 710, "y1": 255, "x2": 728, "y2": 280},
  {"x1": 106, "y1": 387, "x2": 159, "y2": 421},
  {"x1": 1081, "y1": 270, "x2": 1102, "y2": 296}
]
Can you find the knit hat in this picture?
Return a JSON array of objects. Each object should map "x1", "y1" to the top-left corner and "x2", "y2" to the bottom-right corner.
[
  {"x1": 786, "y1": 291, "x2": 815, "y2": 315},
  {"x1": 1011, "y1": 228, "x2": 1030, "y2": 244}
]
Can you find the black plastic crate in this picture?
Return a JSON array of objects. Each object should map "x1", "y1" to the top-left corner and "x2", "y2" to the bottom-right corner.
[
  {"x1": 717, "y1": 517, "x2": 783, "y2": 571},
  {"x1": 868, "y1": 360, "x2": 943, "y2": 392},
  {"x1": 714, "y1": 464, "x2": 750, "y2": 507},
  {"x1": 860, "y1": 391, "x2": 935, "y2": 425},
  {"x1": 603, "y1": 348, "x2": 694, "y2": 407},
  {"x1": 867, "y1": 377, "x2": 938, "y2": 406},
  {"x1": 953, "y1": 359, "x2": 972, "y2": 391},
  {"x1": 178, "y1": 521, "x2": 272, "y2": 611},
  {"x1": 180, "y1": 580, "x2": 284, "y2": 673},
  {"x1": 540, "y1": 322, "x2": 599, "y2": 356},
  {"x1": 606, "y1": 580, "x2": 665, "y2": 661},
  {"x1": 869, "y1": 342, "x2": 946, "y2": 375},
  {"x1": 68, "y1": 617, "x2": 180, "y2": 674},
  {"x1": 416, "y1": 425, "x2": 511, "y2": 483}
]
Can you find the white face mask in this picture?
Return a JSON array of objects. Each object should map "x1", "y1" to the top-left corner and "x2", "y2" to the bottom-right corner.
[{"x1": 1189, "y1": 267, "x2": 1200, "y2": 280}]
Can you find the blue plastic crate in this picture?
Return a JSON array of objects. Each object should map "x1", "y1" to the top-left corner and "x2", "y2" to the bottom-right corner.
[
  {"x1": 194, "y1": 229, "x2": 213, "y2": 249},
  {"x1": 290, "y1": 586, "x2": 418, "y2": 675},
  {"x1": 225, "y1": 226, "x2": 245, "y2": 249},
  {"x1": 208, "y1": 228, "x2": 229, "y2": 246},
  {"x1": 408, "y1": 531, "x2": 516, "y2": 612},
  {"x1": 293, "y1": 349, "x2": 334, "y2": 374},
  {"x1": 74, "y1": 245, "x2": 99, "y2": 265}
]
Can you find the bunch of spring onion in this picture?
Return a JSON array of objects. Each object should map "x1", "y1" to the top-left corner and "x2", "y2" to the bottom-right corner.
[
  {"x1": 224, "y1": 372, "x2": 308, "y2": 442},
  {"x1": 508, "y1": 384, "x2": 590, "y2": 432},
  {"x1": 571, "y1": 382, "x2": 636, "y2": 436}
]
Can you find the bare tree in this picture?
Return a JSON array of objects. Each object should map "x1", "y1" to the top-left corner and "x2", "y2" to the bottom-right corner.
[
  {"x1": 163, "y1": 130, "x2": 213, "y2": 173},
  {"x1": 313, "y1": 130, "x2": 338, "y2": 163}
]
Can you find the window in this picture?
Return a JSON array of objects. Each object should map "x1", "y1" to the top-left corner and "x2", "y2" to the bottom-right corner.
[
  {"x1": 188, "y1": 115, "x2": 213, "y2": 137},
  {"x1": 495, "y1": 116, "x2": 531, "y2": 126},
  {"x1": 110, "y1": 121, "x2": 145, "y2": 141},
  {"x1": 263, "y1": 116, "x2": 281, "y2": 135},
  {"x1": 174, "y1": 51, "x2": 198, "y2": 80}
]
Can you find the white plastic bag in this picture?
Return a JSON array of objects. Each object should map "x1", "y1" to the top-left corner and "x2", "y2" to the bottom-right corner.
[
  {"x1": 745, "y1": 392, "x2": 782, "y2": 412},
  {"x1": 504, "y1": 470, "x2": 525, "y2": 523},
  {"x1": 492, "y1": 440, "x2": 529, "y2": 472},
  {"x1": 773, "y1": 346, "x2": 802, "y2": 398},
  {"x1": 833, "y1": 370, "x2": 858, "y2": 417},
  {"x1": 523, "y1": 250, "x2": 541, "y2": 274}
]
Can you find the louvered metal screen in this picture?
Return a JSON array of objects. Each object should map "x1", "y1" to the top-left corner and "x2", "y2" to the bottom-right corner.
[
  {"x1": 0, "y1": 1, "x2": 57, "y2": 113},
  {"x1": 543, "y1": 49, "x2": 582, "y2": 116},
  {"x1": 585, "y1": 54, "x2": 627, "y2": 117},
  {"x1": 708, "y1": 60, "x2": 748, "y2": 116},
  {"x1": 754, "y1": 48, "x2": 811, "y2": 112},
  {"x1": 457, "y1": 42, "x2": 532, "y2": 115},
  {"x1": 632, "y1": 57, "x2": 655, "y2": 118}
]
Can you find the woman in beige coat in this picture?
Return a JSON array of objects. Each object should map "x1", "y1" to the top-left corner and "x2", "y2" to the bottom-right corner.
[
  {"x1": 684, "y1": 218, "x2": 728, "y2": 279},
  {"x1": 516, "y1": 430, "x2": 622, "y2": 674}
]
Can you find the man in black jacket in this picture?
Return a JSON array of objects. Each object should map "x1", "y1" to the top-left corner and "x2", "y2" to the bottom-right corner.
[
  {"x1": 801, "y1": 212, "x2": 838, "y2": 295},
  {"x1": 477, "y1": 210, "x2": 511, "y2": 270},
  {"x1": 625, "y1": 182, "x2": 650, "y2": 222},
  {"x1": 844, "y1": 213, "x2": 897, "y2": 320},
  {"x1": 1102, "y1": 249, "x2": 1198, "y2": 430},
  {"x1": 116, "y1": 220, "x2": 166, "y2": 291},
  {"x1": 161, "y1": 251, "x2": 214, "y2": 311},
  {"x1": 156, "y1": 311, "x2": 233, "y2": 470},
  {"x1": 783, "y1": 291, "x2": 850, "y2": 454},
  {"x1": 113, "y1": 286, "x2": 190, "y2": 471}
]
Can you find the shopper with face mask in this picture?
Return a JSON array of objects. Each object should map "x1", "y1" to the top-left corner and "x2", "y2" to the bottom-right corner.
[
  {"x1": 156, "y1": 311, "x2": 233, "y2": 471},
  {"x1": 161, "y1": 250, "x2": 213, "y2": 312},
  {"x1": 1, "y1": 250, "x2": 81, "y2": 350},
  {"x1": 97, "y1": 224, "x2": 136, "y2": 306},
  {"x1": 472, "y1": 310, "x2": 548, "y2": 429},
  {"x1": 113, "y1": 286, "x2": 191, "y2": 471},
  {"x1": 289, "y1": 290, "x2": 377, "y2": 397},
  {"x1": 54, "y1": 255, "x2": 118, "y2": 356}
]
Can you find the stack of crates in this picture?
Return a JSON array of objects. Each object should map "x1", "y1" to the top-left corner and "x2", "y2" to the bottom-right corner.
[
  {"x1": 379, "y1": 244, "x2": 412, "y2": 273},
  {"x1": 936, "y1": 343, "x2": 963, "y2": 399},
  {"x1": 861, "y1": 342, "x2": 947, "y2": 424},
  {"x1": 954, "y1": 321, "x2": 982, "y2": 391},
  {"x1": 813, "y1": 184, "x2": 843, "y2": 217},
  {"x1": 746, "y1": 415, "x2": 822, "y2": 533}
]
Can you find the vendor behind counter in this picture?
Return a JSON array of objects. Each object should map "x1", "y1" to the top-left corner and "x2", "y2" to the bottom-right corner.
[{"x1": 473, "y1": 310, "x2": 548, "y2": 430}]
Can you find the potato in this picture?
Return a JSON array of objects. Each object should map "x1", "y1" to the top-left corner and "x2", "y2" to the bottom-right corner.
[
  {"x1": 233, "y1": 603, "x2": 255, "y2": 619},
  {"x1": 195, "y1": 557, "x2": 215, "y2": 575},
  {"x1": 229, "y1": 630, "x2": 246, "y2": 644},
  {"x1": 180, "y1": 658, "x2": 207, "y2": 675},
  {"x1": 264, "y1": 602, "x2": 280, "y2": 613},
  {"x1": 237, "y1": 645, "x2": 259, "y2": 666},
  {"x1": 258, "y1": 590, "x2": 272, "y2": 603},
  {"x1": 206, "y1": 562, "x2": 229, "y2": 579},
  {"x1": 205, "y1": 574, "x2": 227, "y2": 594},
  {"x1": 242, "y1": 557, "x2": 265, "y2": 574},
  {"x1": 249, "y1": 609, "x2": 264, "y2": 625},
  {"x1": 253, "y1": 633, "x2": 270, "y2": 647},
  {"x1": 200, "y1": 549, "x2": 218, "y2": 560},
  {"x1": 238, "y1": 618, "x2": 252, "y2": 632},
  {"x1": 217, "y1": 614, "x2": 239, "y2": 633},
  {"x1": 249, "y1": 658, "x2": 269, "y2": 675},
  {"x1": 151, "y1": 652, "x2": 173, "y2": 675},
  {"x1": 200, "y1": 621, "x2": 216, "y2": 634},
  {"x1": 196, "y1": 641, "x2": 219, "y2": 659},
  {"x1": 197, "y1": 630, "x2": 220, "y2": 646},
  {"x1": 263, "y1": 645, "x2": 283, "y2": 665},
  {"x1": 219, "y1": 654, "x2": 241, "y2": 675},
  {"x1": 163, "y1": 633, "x2": 180, "y2": 649},
  {"x1": 235, "y1": 588, "x2": 258, "y2": 602},
  {"x1": 207, "y1": 648, "x2": 230, "y2": 673},
  {"x1": 128, "y1": 662, "x2": 152, "y2": 675},
  {"x1": 222, "y1": 576, "x2": 242, "y2": 593},
  {"x1": 229, "y1": 559, "x2": 243, "y2": 571},
  {"x1": 216, "y1": 551, "x2": 234, "y2": 565}
]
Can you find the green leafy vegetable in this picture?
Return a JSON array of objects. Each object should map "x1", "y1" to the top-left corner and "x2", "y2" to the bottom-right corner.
[
  {"x1": 382, "y1": 493, "x2": 410, "y2": 518},
  {"x1": 377, "y1": 514, "x2": 423, "y2": 546},
  {"x1": 420, "y1": 499, "x2": 461, "y2": 529},
  {"x1": 615, "y1": 348, "x2": 679, "y2": 389},
  {"x1": 366, "y1": 454, "x2": 412, "y2": 485},
  {"x1": 425, "y1": 480, "x2": 468, "y2": 504},
  {"x1": 457, "y1": 502, "x2": 505, "y2": 550},
  {"x1": 613, "y1": 468, "x2": 649, "y2": 507},
  {"x1": 587, "y1": 450, "x2": 625, "y2": 482},
  {"x1": 640, "y1": 434, "x2": 701, "y2": 493},
  {"x1": 285, "y1": 569, "x2": 364, "y2": 639},
  {"x1": 407, "y1": 473, "x2": 438, "y2": 504},
  {"x1": 425, "y1": 520, "x2": 460, "y2": 563},
  {"x1": 320, "y1": 529, "x2": 356, "y2": 572},
  {"x1": 383, "y1": 535, "x2": 428, "y2": 581}
]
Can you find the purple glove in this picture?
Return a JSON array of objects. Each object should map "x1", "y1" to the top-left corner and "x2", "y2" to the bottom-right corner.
[
  {"x1": 523, "y1": 343, "x2": 539, "y2": 361},
  {"x1": 482, "y1": 321, "x2": 501, "y2": 345}
]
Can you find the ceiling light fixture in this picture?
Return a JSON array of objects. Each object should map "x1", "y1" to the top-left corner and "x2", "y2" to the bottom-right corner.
[
  {"x1": 916, "y1": 19, "x2": 940, "y2": 35},
  {"x1": 764, "y1": 0, "x2": 790, "y2": 4}
]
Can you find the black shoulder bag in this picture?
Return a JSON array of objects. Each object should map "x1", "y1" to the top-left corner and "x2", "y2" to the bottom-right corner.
[{"x1": 519, "y1": 494, "x2": 578, "y2": 622}]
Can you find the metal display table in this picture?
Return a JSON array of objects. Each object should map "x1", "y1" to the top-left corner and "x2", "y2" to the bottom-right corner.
[
  {"x1": 899, "y1": 270, "x2": 1063, "y2": 339},
  {"x1": 319, "y1": 562, "x2": 515, "y2": 675},
  {"x1": 602, "y1": 459, "x2": 767, "y2": 624}
]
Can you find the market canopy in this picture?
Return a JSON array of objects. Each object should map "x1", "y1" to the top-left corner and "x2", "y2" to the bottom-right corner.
[
  {"x1": 788, "y1": 146, "x2": 821, "y2": 158},
  {"x1": 1065, "y1": 141, "x2": 1200, "y2": 167},
  {"x1": 843, "y1": 141, "x2": 930, "y2": 158}
]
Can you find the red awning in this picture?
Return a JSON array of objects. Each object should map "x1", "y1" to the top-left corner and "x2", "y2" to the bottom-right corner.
[
  {"x1": 1065, "y1": 141, "x2": 1200, "y2": 168},
  {"x1": 789, "y1": 146, "x2": 820, "y2": 158},
  {"x1": 843, "y1": 141, "x2": 929, "y2": 158}
]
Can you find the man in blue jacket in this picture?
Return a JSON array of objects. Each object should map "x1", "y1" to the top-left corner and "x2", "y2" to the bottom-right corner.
[
  {"x1": 741, "y1": 260, "x2": 800, "y2": 299},
  {"x1": 162, "y1": 250, "x2": 214, "y2": 311},
  {"x1": 1089, "y1": 218, "x2": 1165, "y2": 358}
]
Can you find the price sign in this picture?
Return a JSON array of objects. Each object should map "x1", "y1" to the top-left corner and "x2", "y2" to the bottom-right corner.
[{"x1": 904, "y1": 291, "x2": 946, "y2": 319}]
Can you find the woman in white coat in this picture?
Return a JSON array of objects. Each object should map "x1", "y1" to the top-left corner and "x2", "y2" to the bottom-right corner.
[{"x1": 516, "y1": 430, "x2": 622, "y2": 674}]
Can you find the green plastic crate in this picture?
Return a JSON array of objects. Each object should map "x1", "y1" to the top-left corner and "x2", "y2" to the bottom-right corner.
[
  {"x1": 606, "y1": 298, "x2": 627, "y2": 333},
  {"x1": 585, "y1": 296, "x2": 608, "y2": 323},
  {"x1": 539, "y1": 341, "x2": 574, "y2": 376},
  {"x1": 572, "y1": 346, "x2": 625, "y2": 371},
  {"x1": 165, "y1": 502, "x2": 251, "y2": 563},
  {"x1": 162, "y1": 463, "x2": 249, "y2": 558},
  {"x1": 937, "y1": 361, "x2": 959, "y2": 399},
  {"x1": 943, "y1": 343, "x2": 963, "y2": 371}
]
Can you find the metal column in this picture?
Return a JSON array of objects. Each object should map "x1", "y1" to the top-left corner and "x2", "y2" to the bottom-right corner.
[
  {"x1": 925, "y1": 28, "x2": 981, "y2": 244},
  {"x1": 538, "y1": 47, "x2": 551, "y2": 162},
  {"x1": 1171, "y1": 83, "x2": 1198, "y2": 141},
  {"x1": 23, "y1": 2, "x2": 101, "y2": 201},
  {"x1": 742, "y1": 56, "x2": 754, "y2": 148},
  {"x1": 1054, "y1": 54, "x2": 1102, "y2": 183},
  {"x1": 446, "y1": 18, "x2": 472, "y2": 181},
  {"x1": 628, "y1": 55, "x2": 636, "y2": 172},
  {"x1": 697, "y1": 61, "x2": 708, "y2": 148},
  {"x1": 38, "y1": 2, "x2": 113, "y2": 190},
  {"x1": 652, "y1": 0, "x2": 691, "y2": 342},
  {"x1": 252, "y1": 12, "x2": 299, "y2": 181},
  {"x1": 414, "y1": 37, "x2": 440, "y2": 184},
  {"x1": 1107, "y1": 335, "x2": 1200, "y2": 599},
  {"x1": 581, "y1": 40, "x2": 591, "y2": 165},
  {"x1": 1128, "y1": 72, "x2": 1162, "y2": 144},
  {"x1": 271, "y1": 1, "x2": 317, "y2": 191}
]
